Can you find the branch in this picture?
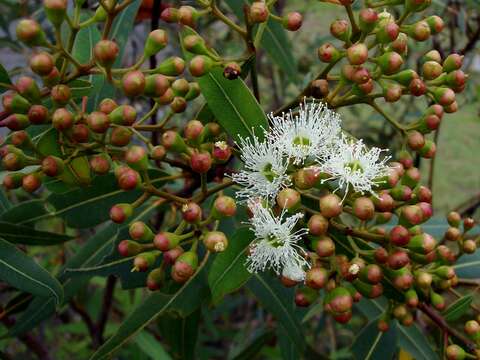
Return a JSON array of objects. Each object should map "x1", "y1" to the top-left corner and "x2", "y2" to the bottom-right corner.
[
  {"x1": 96, "y1": 276, "x2": 117, "y2": 345},
  {"x1": 418, "y1": 303, "x2": 477, "y2": 353}
]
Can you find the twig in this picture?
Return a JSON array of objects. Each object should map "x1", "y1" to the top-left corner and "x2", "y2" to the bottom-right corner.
[{"x1": 96, "y1": 276, "x2": 117, "y2": 345}]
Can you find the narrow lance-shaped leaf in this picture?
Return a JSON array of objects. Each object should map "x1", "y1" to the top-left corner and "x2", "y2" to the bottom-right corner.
[
  {"x1": 208, "y1": 227, "x2": 254, "y2": 304},
  {"x1": 246, "y1": 273, "x2": 305, "y2": 353},
  {"x1": 89, "y1": 255, "x2": 210, "y2": 360},
  {"x1": 181, "y1": 27, "x2": 268, "y2": 143},
  {"x1": 0, "y1": 238, "x2": 63, "y2": 305},
  {"x1": 351, "y1": 318, "x2": 398, "y2": 360}
]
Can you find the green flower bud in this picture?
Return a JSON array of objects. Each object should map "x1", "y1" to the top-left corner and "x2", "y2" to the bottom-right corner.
[
  {"x1": 108, "y1": 105, "x2": 137, "y2": 126},
  {"x1": 129, "y1": 221, "x2": 155, "y2": 243},
  {"x1": 154, "y1": 56, "x2": 185, "y2": 76},
  {"x1": 125, "y1": 145, "x2": 149, "y2": 171},
  {"x1": 144, "y1": 75, "x2": 170, "y2": 98},
  {"x1": 16, "y1": 19, "x2": 47, "y2": 46},
  {"x1": 110, "y1": 203, "x2": 133, "y2": 223},
  {"x1": 144, "y1": 29, "x2": 168, "y2": 57},
  {"x1": 44, "y1": 0, "x2": 67, "y2": 27}
]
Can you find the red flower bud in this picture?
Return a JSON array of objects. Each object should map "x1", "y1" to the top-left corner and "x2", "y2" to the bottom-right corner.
[
  {"x1": 182, "y1": 202, "x2": 202, "y2": 223},
  {"x1": 161, "y1": 7, "x2": 179, "y2": 23},
  {"x1": 308, "y1": 214, "x2": 329, "y2": 236},
  {"x1": 276, "y1": 188, "x2": 301, "y2": 211},
  {"x1": 388, "y1": 250, "x2": 410, "y2": 269},
  {"x1": 283, "y1": 12, "x2": 303, "y2": 31},
  {"x1": 30, "y1": 52, "x2": 54, "y2": 76},
  {"x1": 16, "y1": 19, "x2": 46, "y2": 46},
  {"x1": 94, "y1": 40, "x2": 119, "y2": 68},
  {"x1": 319, "y1": 193, "x2": 342, "y2": 218},
  {"x1": 376, "y1": 21, "x2": 399, "y2": 44},
  {"x1": 144, "y1": 29, "x2": 168, "y2": 57},
  {"x1": 87, "y1": 111, "x2": 110, "y2": 133},
  {"x1": 42, "y1": 155, "x2": 64, "y2": 176},
  {"x1": 22, "y1": 173, "x2": 41, "y2": 193},
  {"x1": 353, "y1": 197, "x2": 375, "y2": 220},
  {"x1": 358, "y1": 8, "x2": 378, "y2": 33},
  {"x1": 317, "y1": 43, "x2": 341, "y2": 63},
  {"x1": 407, "y1": 130, "x2": 425, "y2": 150},
  {"x1": 347, "y1": 43, "x2": 368, "y2": 65},
  {"x1": 52, "y1": 108, "x2": 74, "y2": 131},
  {"x1": 170, "y1": 96, "x2": 187, "y2": 113},
  {"x1": 409, "y1": 78, "x2": 426, "y2": 96},
  {"x1": 315, "y1": 235, "x2": 335, "y2": 257},
  {"x1": 390, "y1": 225, "x2": 411, "y2": 246},
  {"x1": 330, "y1": 19, "x2": 351, "y2": 42},
  {"x1": 178, "y1": 6, "x2": 198, "y2": 26},
  {"x1": 306, "y1": 267, "x2": 329, "y2": 289},
  {"x1": 110, "y1": 203, "x2": 133, "y2": 223},
  {"x1": 213, "y1": 195, "x2": 237, "y2": 218},
  {"x1": 375, "y1": 51, "x2": 403, "y2": 75},
  {"x1": 90, "y1": 154, "x2": 111, "y2": 175},
  {"x1": 122, "y1": 70, "x2": 146, "y2": 97},
  {"x1": 190, "y1": 151, "x2": 212, "y2": 173},
  {"x1": 203, "y1": 231, "x2": 228, "y2": 252},
  {"x1": 443, "y1": 53, "x2": 464, "y2": 73},
  {"x1": 249, "y1": 2, "x2": 269, "y2": 23}
]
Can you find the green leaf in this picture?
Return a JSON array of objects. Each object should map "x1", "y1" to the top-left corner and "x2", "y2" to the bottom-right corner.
[
  {"x1": 135, "y1": 331, "x2": 173, "y2": 360},
  {"x1": 0, "y1": 221, "x2": 73, "y2": 245},
  {"x1": 181, "y1": 27, "x2": 268, "y2": 143},
  {"x1": 356, "y1": 298, "x2": 439, "y2": 360},
  {"x1": 0, "y1": 63, "x2": 12, "y2": 94},
  {"x1": 0, "y1": 238, "x2": 63, "y2": 305},
  {"x1": 157, "y1": 310, "x2": 200, "y2": 360},
  {"x1": 277, "y1": 326, "x2": 301, "y2": 360},
  {"x1": 351, "y1": 318, "x2": 398, "y2": 360},
  {"x1": 89, "y1": 257, "x2": 210, "y2": 360},
  {"x1": 208, "y1": 227, "x2": 253, "y2": 304},
  {"x1": 0, "y1": 187, "x2": 11, "y2": 215},
  {"x1": 230, "y1": 328, "x2": 273, "y2": 360},
  {"x1": 443, "y1": 294, "x2": 473, "y2": 321},
  {"x1": 0, "y1": 199, "x2": 51, "y2": 225},
  {"x1": 246, "y1": 273, "x2": 304, "y2": 353},
  {"x1": 35, "y1": 172, "x2": 168, "y2": 228},
  {"x1": 7, "y1": 203, "x2": 157, "y2": 337},
  {"x1": 454, "y1": 251, "x2": 480, "y2": 279},
  {"x1": 68, "y1": 79, "x2": 93, "y2": 98}
]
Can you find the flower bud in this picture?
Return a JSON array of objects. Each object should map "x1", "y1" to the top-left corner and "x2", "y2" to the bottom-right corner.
[
  {"x1": 401, "y1": 167, "x2": 421, "y2": 188},
  {"x1": 249, "y1": 2, "x2": 269, "y2": 23},
  {"x1": 387, "y1": 250, "x2": 410, "y2": 269},
  {"x1": 374, "y1": 247, "x2": 388, "y2": 263},
  {"x1": 154, "y1": 232, "x2": 182, "y2": 251},
  {"x1": 171, "y1": 79, "x2": 190, "y2": 97},
  {"x1": 390, "y1": 184, "x2": 413, "y2": 201},
  {"x1": 164, "y1": 246, "x2": 184, "y2": 265},
  {"x1": 405, "y1": 21, "x2": 431, "y2": 41},
  {"x1": 319, "y1": 193, "x2": 342, "y2": 218},
  {"x1": 391, "y1": 267, "x2": 414, "y2": 290},
  {"x1": 447, "y1": 211, "x2": 461, "y2": 227},
  {"x1": 162, "y1": 130, "x2": 188, "y2": 153},
  {"x1": 178, "y1": 6, "x2": 198, "y2": 26},
  {"x1": 42, "y1": 155, "x2": 64, "y2": 176},
  {"x1": 183, "y1": 34, "x2": 210, "y2": 57},
  {"x1": 189, "y1": 55, "x2": 215, "y2": 77},
  {"x1": 144, "y1": 29, "x2": 168, "y2": 57},
  {"x1": 157, "y1": 88, "x2": 174, "y2": 105},
  {"x1": 283, "y1": 12, "x2": 302, "y2": 31},
  {"x1": 464, "y1": 217, "x2": 475, "y2": 231},
  {"x1": 117, "y1": 240, "x2": 144, "y2": 257},
  {"x1": 69, "y1": 124, "x2": 90, "y2": 143},
  {"x1": 407, "y1": 233, "x2": 436, "y2": 254},
  {"x1": 117, "y1": 168, "x2": 141, "y2": 191},
  {"x1": 122, "y1": 70, "x2": 146, "y2": 97},
  {"x1": 376, "y1": 21, "x2": 399, "y2": 44},
  {"x1": 430, "y1": 87, "x2": 455, "y2": 106},
  {"x1": 190, "y1": 151, "x2": 212, "y2": 173},
  {"x1": 276, "y1": 188, "x2": 301, "y2": 211},
  {"x1": 306, "y1": 267, "x2": 329, "y2": 289},
  {"x1": 133, "y1": 251, "x2": 160, "y2": 272},
  {"x1": 43, "y1": 67, "x2": 61, "y2": 87},
  {"x1": 94, "y1": 40, "x2": 119, "y2": 68},
  {"x1": 1, "y1": 114, "x2": 30, "y2": 131},
  {"x1": 330, "y1": 19, "x2": 351, "y2": 42},
  {"x1": 444, "y1": 101, "x2": 458, "y2": 114},
  {"x1": 375, "y1": 51, "x2": 403, "y2": 75},
  {"x1": 16, "y1": 76, "x2": 40, "y2": 102},
  {"x1": 154, "y1": 56, "x2": 185, "y2": 76},
  {"x1": 358, "y1": 8, "x2": 378, "y2": 33},
  {"x1": 359, "y1": 264, "x2": 383, "y2": 285},
  {"x1": 418, "y1": 140, "x2": 436, "y2": 159},
  {"x1": 30, "y1": 52, "x2": 54, "y2": 76},
  {"x1": 347, "y1": 43, "x2": 368, "y2": 65},
  {"x1": 315, "y1": 235, "x2": 335, "y2": 257},
  {"x1": 128, "y1": 221, "x2": 154, "y2": 243},
  {"x1": 310, "y1": 79, "x2": 329, "y2": 99},
  {"x1": 144, "y1": 75, "x2": 169, "y2": 98},
  {"x1": 203, "y1": 231, "x2": 228, "y2": 252},
  {"x1": 109, "y1": 126, "x2": 132, "y2": 147},
  {"x1": 22, "y1": 173, "x2": 41, "y2": 193},
  {"x1": 407, "y1": 131, "x2": 425, "y2": 150},
  {"x1": 390, "y1": 32, "x2": 408, "y2": 54},
  {"x1": 16, "y1": 19, "x2": 46, "y2": 46},
  {"x1": 308, "y1": 214, "x2": 329, "y2": 236},
  {"x1": 295, "y1": 287, "x2": 318, "y2": 307},
  {"x1": 110, "y1": 203, "x2": 133, "y2": 223},
  {"x1": 388, "y1": 69, "x2": 418, "y2": 86},
  {"x1": 422, "y1": 61, "x2": 442, "y2": 80},
  {"x1": 445, "y1": 344, "x2": 466, "y2": 360},
  {"x1": 443, "y1": 53, "x2": 464, "y2": 73},
  {"x1": 146, "y1": 267, "x2": 163, "y2": 291},
  {"x1": 3, "y1": 172, "x2": 25, "y2": 190},
  {"x1": 108, "y1": 105, "x2": 137, "y2": 126},
  {"x1": 327, "y1": 287, "x2": 353, "y2": 314},
  {"x1": 352, "y1": 67, "x2": 370, "y2": 84},
  {"x1": 87, "y1": 111, "x2": 110, "y2": 133},
  {"x1": 52, "y1": 108, "x2": 74, "y2": 131},
  {"x1": 44, "y1": 0, "x2": 67, "y2": 27},
  {"x1": 212, "y1": 141, "x2": 232, "y2": 162},
  {"x1": 409, "y1": 78, "x2": 426, "y2": 96},
  {"x1": 170, "y1": 96, "x2": 187, "y2": 113},
  {"x1": 373, "y1": 191, "x2": 394, "y2": 212},
  {"x1": 464, "y1": 240, "x2": 477, "y2": 254},
  {"x1": 182, "y1": 202, "x2": 202, "y2": 223},
  {"x1": 317, "y1": 43, "x2": 341, "y2": 63},
  {"x1": 125, "y1": 145, "x2": 149, "y2": 171},
  {"x1": 383, "y1": 82, "x2": 403, "y2": 102},
  {"x1": 389, "y1": 225, "x2": 411, "y2": 246},
  {"x1": 172, "y1": 251, "x2": 198, "y2": 283},
  {"x1": 400, "y1": 205, "x2": 424, "y2": 226},
  {"x1": 213, "y1": 195, "x2": 237, "y2": 218},
  {"x1": 161, "y1": 7, "x2": 179, "y2": 23},
  {"x1": 89, "y1": 154, "x2": 110, "y2": 175},
  {"x1": 98, "y1": 98, "x2": 118, "y2": 114}
]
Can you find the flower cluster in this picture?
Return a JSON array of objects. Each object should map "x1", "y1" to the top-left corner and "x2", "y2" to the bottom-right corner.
[{"x1": 233, "y1": 101, "x2": 390, "y2": 279}]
